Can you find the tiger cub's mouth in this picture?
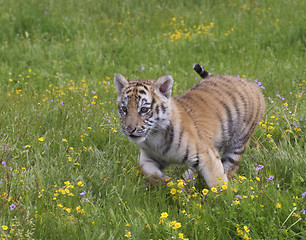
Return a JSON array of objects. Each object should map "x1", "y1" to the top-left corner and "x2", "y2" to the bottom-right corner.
[
  {"x1": 126, "y1": 133, "x2": 147, "y2": 143},
  {"x1": 128, "y1": 135, "x2": 146, "y2": 143}
]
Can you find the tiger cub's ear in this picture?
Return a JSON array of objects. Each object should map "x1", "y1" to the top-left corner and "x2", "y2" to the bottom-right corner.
[
  {"x1": 155, "y1": 75, "x2": 174, "y2": 99},
  {"x1": 114, "y1": 74, "x2": 129, "y2": 95}
]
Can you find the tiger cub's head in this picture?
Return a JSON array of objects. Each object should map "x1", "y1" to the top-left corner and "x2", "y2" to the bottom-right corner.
[{"x1": 114, "y1": 74, "x2": 173, "y2": 143}]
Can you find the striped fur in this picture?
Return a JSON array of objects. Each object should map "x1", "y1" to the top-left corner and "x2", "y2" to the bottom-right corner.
[{"x1": 114, "y1": 67, "x2": 265, "y2": 187}]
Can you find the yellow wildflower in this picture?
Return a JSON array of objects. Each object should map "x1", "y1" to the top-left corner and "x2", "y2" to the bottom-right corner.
[
  {"x1": 173, "y1": 222, "x2": 182, "y2": 230},
  {"x1": 211, "y1": 187, "x2": 218, "y2": 193},
  {"x1": 236, "y1": 228, "x2": 243, "y2": 235},
  {"x1": 1, "y1": 225, "x2": 8, "y2": 230},
  {"x1": 202, "y1": 189, "x2": 209, "y2": 195},
  {"x1": 167, "y1": 181, "x2": 174, "y2": 187},
  {"x1": 170, "y1": 221, "x2": 177, "y2": 226},
  {"x1": 177, "y1": 180, "x2": 184, "y2": 188},
  {"x1": 160, "y1": 212, "x2": 168, "y2": 219},
  {"x1": 292, "y1": 213, "x2": 300, "y2": 218},
  {"x1": 239, "y1": 175, "x2": 247, "y2": 181}
]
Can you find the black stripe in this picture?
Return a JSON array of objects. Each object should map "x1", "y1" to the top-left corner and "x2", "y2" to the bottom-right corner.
[
  {"x1": 151, "y1": 98, "x2": 156, "y2": 106},
  {"x1": 163, "y1": 123, "x2": 174, "y2": 154},
  {"x1": 176, "y1": 129, "x2": 184, "y2": 150},
  {"x1": 142, "y1": 85, "x2": 149, "y2": 91},
  {"x1": 183, "y1": 147, "x2": 189, "y2": 162},
  {"x1": 155, "y1": 106, "x2": 159, "y2": 115},
  {"x1": 146, "y1": 111, "x2": 154, "y2": 119},
  {"x1": 160, "y1": 104, "x2": 166, "y2": 114},
  {"x1": 193, "y1": 160, "x2": 199, "y2": 168},
  {"x1": 139, "y1": 90, "x2": 146, "y2": 95},
  {"x1": 227, "y1": 91, "x2": 240, "y2": 125},
  {"x1": 220, "y1": 102, "x2": 233, "y2": 137},
  {"x1": 216, "y1": 112, "x2": 228, "y2": 150},
  {"x1": 192, "y1": 150, "x2": 200, "y2": 168},
  {"x1": 144, "y1": 118, "x2": 155, "y2": 127}
]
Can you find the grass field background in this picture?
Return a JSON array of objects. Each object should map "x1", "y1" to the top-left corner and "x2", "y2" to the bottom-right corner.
[{"x1": 0, "y1": 0, "x2": 305, "y2": 239}]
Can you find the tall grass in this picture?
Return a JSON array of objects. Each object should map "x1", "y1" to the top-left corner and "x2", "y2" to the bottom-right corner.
[{"x1": 0, "y1": 0, "x2": 305, "y2": 239}]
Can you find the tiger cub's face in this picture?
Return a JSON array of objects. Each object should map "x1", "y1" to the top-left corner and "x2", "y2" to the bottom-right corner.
[{"x1": 114, "y1": 74, "x2": 173, "y2": 143}]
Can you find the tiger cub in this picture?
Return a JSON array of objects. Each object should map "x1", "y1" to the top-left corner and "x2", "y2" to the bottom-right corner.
[{"x1": 114, "y1": 64, "x2": 265, "y2": 187}]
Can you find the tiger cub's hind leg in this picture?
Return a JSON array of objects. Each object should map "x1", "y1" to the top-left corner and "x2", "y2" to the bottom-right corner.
[
  {"x1": 221, "y1": 142, "x2": 247, "y2": 178},
  {"x1": 221, "y1": 154, "x2": 241, "y2": 179}
]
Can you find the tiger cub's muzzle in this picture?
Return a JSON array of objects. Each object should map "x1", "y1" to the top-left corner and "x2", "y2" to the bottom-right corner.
[{"x1": 122, "y1": 124, "x2": 148, "y2": 143}]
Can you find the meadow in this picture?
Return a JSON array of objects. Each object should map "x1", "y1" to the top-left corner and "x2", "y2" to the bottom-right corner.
[{"x1": 0, "y1": 0, "x2": 305, "y2": 239}]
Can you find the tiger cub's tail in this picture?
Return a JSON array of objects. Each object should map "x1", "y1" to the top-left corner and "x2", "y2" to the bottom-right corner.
[{"x1": 193, "y1": 63, "x2": 209, "y2": 79}]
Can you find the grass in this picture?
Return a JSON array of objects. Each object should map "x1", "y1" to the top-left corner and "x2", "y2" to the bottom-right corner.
[{"x1": 0, "y1": 0, "x2": 305, "y2": 239}]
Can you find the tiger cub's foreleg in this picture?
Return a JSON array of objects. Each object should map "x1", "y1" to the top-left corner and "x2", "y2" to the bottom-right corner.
[{"x1": 138, "y1": 150, "x2": 170, "y2": 185}]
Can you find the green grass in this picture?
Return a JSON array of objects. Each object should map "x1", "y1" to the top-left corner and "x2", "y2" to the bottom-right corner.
[{"x1": 0, "y1": 0, "x2": 305, "y2": 239}]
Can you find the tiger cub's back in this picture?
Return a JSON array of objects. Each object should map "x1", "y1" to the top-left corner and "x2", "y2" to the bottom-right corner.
[{"x1": 175, "y1": 75, "x2": 265, "y2": 176}]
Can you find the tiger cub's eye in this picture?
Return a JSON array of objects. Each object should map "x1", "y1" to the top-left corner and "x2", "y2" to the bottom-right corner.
[
  {"x1": 121, "y1": 106, "x2": 128, "y2": 114},
  {"x1": 140, "y1": 107, "x2": 150, "y2": 114}
]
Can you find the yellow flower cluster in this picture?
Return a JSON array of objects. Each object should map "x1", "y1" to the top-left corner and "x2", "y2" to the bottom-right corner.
[
  {"x1": 236, "y1": 225, "x2": 250, "y2": 239},
  {"x1": 163, "y1": 17, "x2": 214, "y2": 42}
]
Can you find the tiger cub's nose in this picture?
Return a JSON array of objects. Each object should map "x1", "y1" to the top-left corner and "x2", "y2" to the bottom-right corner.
[{"x1": 126, "y1": 126, "x2": 136, "y2": 133}]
